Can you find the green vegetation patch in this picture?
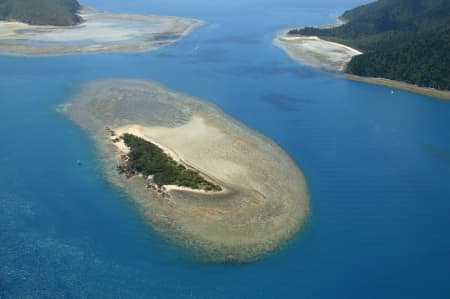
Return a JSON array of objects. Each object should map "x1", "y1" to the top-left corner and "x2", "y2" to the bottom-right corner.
[
  {"x1": 0, "y1": 0, "x2": 81, "y2": 26},
  {"x1": 289, "y1": 0, "x2": 450, "y2": 90},
  {"x1": 120, "y1": 133, "x2": 222, "y2": 192}
]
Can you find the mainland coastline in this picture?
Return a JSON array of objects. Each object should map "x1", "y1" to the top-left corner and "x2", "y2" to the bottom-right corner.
[
  {"x1": 62, "y1": 79, "x2": 310, "y2": 262},
  {"x1": 0, "y1": 6, "x2": 203, "y2": 56},
  {"x1": 274, "y1": 30, "x2": 450, "y2": 100},
  {"x1": 346, "y1": 75, "x2": 450, "y2": 101}
]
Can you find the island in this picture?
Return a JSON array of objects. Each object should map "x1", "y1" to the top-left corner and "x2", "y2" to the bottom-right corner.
[
  {"x1": 62, "y1": 79, "x2": 310, "y2": 262},
  {"x1": 275, "y1": 0, "x2": 450, "y2": 100},
  {"x1": 0, "y1": 3, "x2": 202, "y2": 56},
  {"x1": 0, "y1": 0, "x2": 81, "y2": 26},
  {"x1": 117, "y1": 133, "x2": 222, "y2": 192}
]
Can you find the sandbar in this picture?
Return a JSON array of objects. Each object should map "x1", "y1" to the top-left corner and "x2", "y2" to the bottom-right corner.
[
  {"x1": 274, "y1": 30, "x2": 362, "y2": 71},
  {"x1": 62, "y1": 79, "x2": 310, "y2": 262},
  {"x1": 0, "y1": 6, "x2": 202, "y2": 56}
]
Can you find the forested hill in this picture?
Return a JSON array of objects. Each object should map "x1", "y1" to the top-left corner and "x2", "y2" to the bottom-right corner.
[
  {"x1": 289, "y1": 0, "x2": 450, "y2": 90},
  {"x1": 0, "y1": 0, "x2": 81, "y2": 26}
]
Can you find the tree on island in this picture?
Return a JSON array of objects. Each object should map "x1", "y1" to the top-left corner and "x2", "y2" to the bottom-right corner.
[{"x1": 119, "y1": 133, "x2": 222, "y2": 192}]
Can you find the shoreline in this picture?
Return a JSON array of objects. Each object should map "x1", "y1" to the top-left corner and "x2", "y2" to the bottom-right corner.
[
  {"x1": 279, "y1": 35, "x2": 362, "y2": 56},
  {"x1": 346, "y1": 75, "x2": 450, "y2": 100},
  {"x1": 111, "y1": 122, "x2": 228, "y2": 195},
  {"x1": 0, "y1": 6, "x2": 203, "y2": 56},
  {"x1": 275, "y1": 29, "x2": 450, "y2": 100},
  {"x1": 63, "y1": 79, "x2": 310, "y2": 263}
]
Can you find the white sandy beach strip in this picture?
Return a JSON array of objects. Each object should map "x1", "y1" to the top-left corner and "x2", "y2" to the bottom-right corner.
[{"x1": 274, "y1": 30, "x2": 362, "y2": 71}]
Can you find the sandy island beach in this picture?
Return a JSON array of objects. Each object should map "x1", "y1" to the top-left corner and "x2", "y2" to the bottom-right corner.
[
  {"x1": 63, "y1": 79, "x2": 310, "y2": 262},
  {"x1": 274, "y1": 29, "x2": 450, "y2": 100},
  {"x1": 0, "y1": 6, "x2": 202, "y2": 56},
  {"x1": 112, "y1": 121, "x2": 227, "y2": 195}
]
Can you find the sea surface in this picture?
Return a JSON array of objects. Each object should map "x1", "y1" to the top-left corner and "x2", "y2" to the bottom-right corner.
[{"x1": 1, "y1": 0, "x2": 450, "y2": 298}]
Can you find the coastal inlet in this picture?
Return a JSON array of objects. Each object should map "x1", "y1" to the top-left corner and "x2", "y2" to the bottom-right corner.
[{"x1": 63, "y1": 79, "x2": 310, "y2": 262}]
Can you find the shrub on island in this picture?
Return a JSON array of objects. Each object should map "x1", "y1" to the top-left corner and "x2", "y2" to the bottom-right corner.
[{"x1": 119, "y1": 133, "x2": 222, "y2": 192}]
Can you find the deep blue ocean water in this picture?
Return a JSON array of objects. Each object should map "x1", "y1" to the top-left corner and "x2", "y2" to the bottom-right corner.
[{"x1": 1, "y1": 0, "x2": 450, "y2": 298}]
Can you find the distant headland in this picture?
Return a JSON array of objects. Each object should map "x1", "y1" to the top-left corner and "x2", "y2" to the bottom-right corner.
[
  {"x1": 274, "y1": 0, "x2": 450, "y2": 100},
  {"x1": 62, "y1": 79, "x2": 310, "y2": 263},
  {"x1": 0, "y1": 4, "x2": 202, "y2": 56},
  {"x1": 0, "y1": 0, "x2": 82, "y2": 26}
]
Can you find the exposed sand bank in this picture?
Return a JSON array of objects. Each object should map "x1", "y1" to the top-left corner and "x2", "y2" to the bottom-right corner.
[
  {"x1": 63, "y1": 79, "x2": 310, "y2": 262},
  {"x1": 274, "y1": 30, "x2": 362, "y2": 71},
  {"x1": 0, "y1": 6, "x2": 202, "y2": 56}
]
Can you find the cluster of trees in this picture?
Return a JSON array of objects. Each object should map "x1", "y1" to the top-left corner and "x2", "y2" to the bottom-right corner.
[
  {"x1": 0, "y1": 0, "x2": 81, "y2": 26},
  {"x1": 122, "y1": 133, "x2": 222, "y2": 192},
  {"x1": 289, "y1": 0, "x2": 450, "y2": 90}
]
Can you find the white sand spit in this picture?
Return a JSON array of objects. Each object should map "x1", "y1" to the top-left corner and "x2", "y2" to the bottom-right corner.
[{"x1": 274, "y1": 30, "x2": 362, "y2": 71}]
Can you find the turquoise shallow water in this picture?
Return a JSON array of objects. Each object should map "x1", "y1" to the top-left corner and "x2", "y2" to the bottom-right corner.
[{"x1": 1, "y1": 0, "x2": 450, "y2": 298}]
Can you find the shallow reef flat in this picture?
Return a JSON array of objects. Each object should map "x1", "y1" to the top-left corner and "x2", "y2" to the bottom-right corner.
[
  {"x1": 0, "y1": 7, "x2": 202, "y2": 56},
  {"x1": 63, "y1": 79, "x2": 310, "y2": 263}
]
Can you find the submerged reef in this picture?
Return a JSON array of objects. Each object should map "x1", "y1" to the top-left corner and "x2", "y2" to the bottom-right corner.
[{"x1": 63, "y1": 79, "x2": 310, "y2": 262}]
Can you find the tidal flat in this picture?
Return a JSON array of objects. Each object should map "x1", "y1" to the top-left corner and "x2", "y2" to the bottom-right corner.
[
  {"x1": 0, "y1": 6, "x2": 202, "y2": 56},
  {"x1": 63, "y1": 79, "x2": 310, "y2": 262},
  {"x1": 273, "y1": 30, "x2": 362, "y2": 72}
]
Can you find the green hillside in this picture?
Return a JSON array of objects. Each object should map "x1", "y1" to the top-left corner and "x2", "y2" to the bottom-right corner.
[
  {"x1": 0, "y1": 0, "x2": 81, "y2": 26},
  {"x1": 289, "y1": 0, "x2": 450, "y2": 90}
]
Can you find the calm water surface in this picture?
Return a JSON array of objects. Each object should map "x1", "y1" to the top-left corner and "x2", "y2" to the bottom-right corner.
[{"x1": 1, "y1": 0, "x2": 450, "y2": 298}]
